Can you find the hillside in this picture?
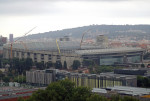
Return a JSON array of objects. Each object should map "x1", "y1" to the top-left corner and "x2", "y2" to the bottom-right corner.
[{"x1": 22, "y1": 25, "x2": 150, "y2": 40}]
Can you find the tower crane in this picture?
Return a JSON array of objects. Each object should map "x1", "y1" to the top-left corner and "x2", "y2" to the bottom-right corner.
[
  {"x1": 56, "y1": 39, "x2": 61, "y2": 55},
  {"x1": 10, "y1": 27, "x2": 36, "y2": 58}
]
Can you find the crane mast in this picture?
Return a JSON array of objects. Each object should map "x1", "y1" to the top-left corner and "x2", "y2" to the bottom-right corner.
[{"x1": 10, "y1": 27, "x2": 36, "y2": 58}]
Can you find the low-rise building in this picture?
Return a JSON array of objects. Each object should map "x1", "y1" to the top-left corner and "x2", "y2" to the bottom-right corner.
[
  {"x1": 114, "y1": 68, "x2": 150, "y2": 77},
  {"x1": 26, "y1": 69, "x2": 137, "y2": 88},
  {"x1": 26, "y1": 69, "x2": 57, "y2": 86}
]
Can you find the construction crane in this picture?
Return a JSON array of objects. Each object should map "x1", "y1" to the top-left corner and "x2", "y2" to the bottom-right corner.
[
  {"x1": 80, "y1": 29, "x2": 91, "y2": 49},
  {"x1": 10, "y1": 27, "x2": 36, "y2": 58},
  {"x1": 56, "y1": 39, "x2": 61, "y2": 55}
]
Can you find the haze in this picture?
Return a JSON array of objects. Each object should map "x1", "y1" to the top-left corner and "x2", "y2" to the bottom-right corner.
[{"x1": 0, "y1": 0, "x2": 150, "y2": 38}]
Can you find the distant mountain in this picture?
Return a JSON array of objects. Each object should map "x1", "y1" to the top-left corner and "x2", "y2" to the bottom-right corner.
[{"x1": 20, "y1": 25, "x2": 150, "y2": 40}]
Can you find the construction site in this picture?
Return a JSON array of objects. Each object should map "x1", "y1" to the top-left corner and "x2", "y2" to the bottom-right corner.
[{"x1": 3, "y1": 33, "x2": 145, "y2": 68}]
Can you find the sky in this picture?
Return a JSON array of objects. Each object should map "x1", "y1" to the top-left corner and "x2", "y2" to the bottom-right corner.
[{"x1": 0, "y1": 0, "x2": 150, "y2": 38}]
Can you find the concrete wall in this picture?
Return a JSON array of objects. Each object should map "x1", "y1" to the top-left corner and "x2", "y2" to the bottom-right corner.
[{"x1": 3, "y1": 47, "x2": 81, "y2": 69}]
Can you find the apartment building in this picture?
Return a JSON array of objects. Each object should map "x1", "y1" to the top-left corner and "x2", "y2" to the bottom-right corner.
[{"x1": 26, "y1": 69, "x2": 137, "y2": 88}]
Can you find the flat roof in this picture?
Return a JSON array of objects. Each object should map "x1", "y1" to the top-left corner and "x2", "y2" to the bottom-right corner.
[
  {"x1": 92, "y1": 88, "x2": 107, "y2": 93},
  {"x1": 106, "y1": 86, "x2": 150, "y2": 96}
]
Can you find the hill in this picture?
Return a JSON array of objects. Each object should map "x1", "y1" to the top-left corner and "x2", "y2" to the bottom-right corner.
[{"x1": 21, "y1": 25, "x2": 150, "y2": 40}]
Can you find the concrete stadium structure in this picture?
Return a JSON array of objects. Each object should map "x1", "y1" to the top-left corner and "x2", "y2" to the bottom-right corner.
[{"x1": 3, "y1": 40, "x2": 145, "y2": 68}]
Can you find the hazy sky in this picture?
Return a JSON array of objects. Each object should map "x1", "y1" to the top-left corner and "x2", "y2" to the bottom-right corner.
[{"x1": 0, "y1": 0, "x2": 150, "y2": 38}]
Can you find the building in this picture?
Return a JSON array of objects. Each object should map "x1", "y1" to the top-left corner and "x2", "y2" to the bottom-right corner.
[
  {"x1": 114, "y1": 68, "x2": 150, "y2": 76},
  {"x1": 64, "y1": 72, "x2": 137, "y2": 88},
  {"x1": 76, "y1": 47, "x2": 144, "y2": 65},
  {"x1": 26, "y1": 69, "x2": 57, "y2": 85},
  {"x1": 0, "y1": 36, "x2": 7, "y2": 46},
  {"x1": 106, "y1": 86, "x2": 150, "y2": 96},
  {"x1": 0, "y1": 36, "x2": 7, "y2": 54},
  {"x1": 96, "y1": 35, "x2": 108, "y2": 48},
  {"x1": 9, "y1": 34, "x2": 13, "y2": 43},
  {"x1": 26, "y1": 69, "x2": 137, "y2": 88},
  {"x1": 3, "y1": 40, "x2": 145, "y2": 68}
]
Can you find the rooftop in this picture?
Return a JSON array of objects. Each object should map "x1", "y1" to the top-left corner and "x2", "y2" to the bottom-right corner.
[{"x1": 106, "y1": 86, "x2": 150, "y2": 96}]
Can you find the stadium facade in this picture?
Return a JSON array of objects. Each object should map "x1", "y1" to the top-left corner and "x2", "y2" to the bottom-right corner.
[{"x1": 3, "y1": 39, "x2": 145, "y2": 68}]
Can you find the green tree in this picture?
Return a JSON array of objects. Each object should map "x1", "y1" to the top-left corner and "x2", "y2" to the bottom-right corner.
[
  {"x1": 0, "y1": 58, "x2": 2, "y2": 68},
  {"x1": 2, "y1": 76, "x2": 10, "y2": 82},
  {"x1": 141, "y1": 64, "x2": 145, "y2": 68},
  {"x1": 87, "y1": 94, "x2": 108, "y2": 101},
  {"x1": 23, "y1": 79, "x2": 91, "y2": 101},
  {"x1": 123, "y1": 96, "x2": 139, "y2": 101},
  {"x1": 111, "y1": 95, "x2": 121, "y2": 101},
  {"x1": 45, "y1": 61, "x2": 53, "y2": 69},
  {"x1": 55, "y1": 61, "x2": 62, "y2": 69},
  {"x1": 72, "y1": 87, "x2": 91, "y2": 101},
  {"x1": 0, "y1": 70, "x2": 4, "y2": 77},
  {"x1": 35, "y1": 62, "x2": 45, "y2": 70},
  {"x1": 72, "y1": 60, "x2": 81, "y2": 70},
  {"x1": 137, "y1": 75, "x2": 150, "y2": 88},
  {"x1": 19, "y1": 79, "x2": 140, "y2": 101},
  {"x1": 63, "y1": 61, "x2": 67, "y2": 69},
  {"x1": 2, "y1": 59, "x2": 9, "y2": 66},
  {"x1": 25, "y1": 58, "x2": 33, "y2": 70},
  {"x1": 14, "y1": 75, "x2": 26, "y2": 83}
]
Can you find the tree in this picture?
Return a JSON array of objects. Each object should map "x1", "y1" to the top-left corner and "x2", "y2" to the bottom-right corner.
[
  {"x1": 0, "y1": 70, "x2": 4, "y2": 78},
  {"x1": 25, "y1": 58, "x2": 33, "y2": 70},
  {"x1": 2, "y1": 76, "x2": 10, "y2": 82},
  {"x1": 87, "y1": 94, "x2": 108, "y2": 101},
  {"x1": 72, "y1": 60, "x2": 81, "y2": 70},
  {"x1": 63, "y1": 61, "x2": 67, "y2": 69},
  {"x1": 19, "y1": 79, "x2": 140, "y2": 101},
  {"x1": 23, "y1": 79, "x2": 91, "y2": 101},
  {"x1": 14, "y1": 75, "x2": 26, "y2": 83},
  {"x1": 2, "y1": 59, "x2": 9, "y2": 67},
  {"x1": 137, "y1": 75, "x2": 150, "y2": 88},
  {"x1": 0, "y1": 58, "x2": 2, "y2": 68},
  {"x1": 35, "y1": 62, "x2": 45, "y2": 70},
  {"x1": 72, "y1": 87, "x2": 91, "y2": 101},
  {"x1": 12, "y1": 58, "x2": 20, "y2": 72},
  {"x1": 123, "y1": 96, "x2": 139, "y2": 101},
  {"x1": 45, "y1": 61, "x2": 53, "y2": 69},
  {"x1": 55, "y1": 61, "x2": 62, "y2": 69},
  {"x1": 141, "y1": 64, "x2": 145, "y2": 68}
]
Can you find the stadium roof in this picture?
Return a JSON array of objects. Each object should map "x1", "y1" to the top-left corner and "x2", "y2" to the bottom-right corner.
[
  {"x1": 75, "y1": 47, "x2": 144, "y2": 55},
  {"x1": 4, "y1": 41, "x2": 81, "y2": 51},
  {"x1": 4, "y1": 41, "x2": 144, "y2": 54}
]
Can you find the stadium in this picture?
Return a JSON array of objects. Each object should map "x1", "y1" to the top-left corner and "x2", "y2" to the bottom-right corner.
[{"x1": 3, "y1": 36, "x2": 145, "y2": 68}]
